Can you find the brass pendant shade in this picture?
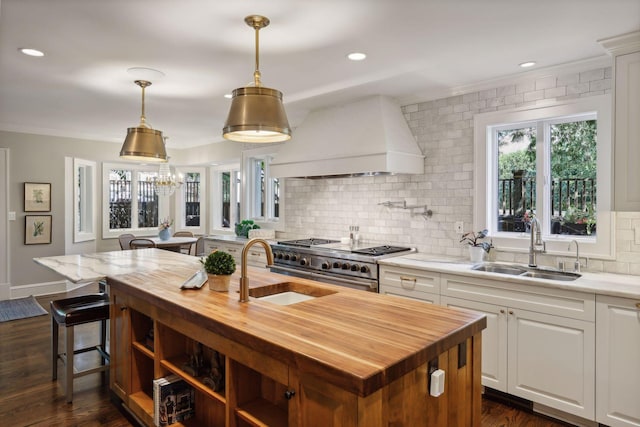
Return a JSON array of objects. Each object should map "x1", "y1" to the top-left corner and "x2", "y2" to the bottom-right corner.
[
  {"x1": 120, "y1": 80, "x2": 167, "y2": 162},
  {"x1": 223, "y1": 15, "x2": 291, "y2": 143}
]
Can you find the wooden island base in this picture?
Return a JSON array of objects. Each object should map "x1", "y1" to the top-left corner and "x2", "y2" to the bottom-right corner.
[{"x1": 107, "y1": 254, "x2": 485, "y2": 427}]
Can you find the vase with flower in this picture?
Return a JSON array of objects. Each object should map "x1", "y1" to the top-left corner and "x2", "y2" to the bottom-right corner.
[{"x1": 158, "y1": 218, "x2": 173, "y2": 241}]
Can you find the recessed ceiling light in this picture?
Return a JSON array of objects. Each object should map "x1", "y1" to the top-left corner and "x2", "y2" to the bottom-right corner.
[
  {"x1": 519, "y1": 61, "x2": 536, "y2": 68},
  {"x1": 19, "y1": 48, "x2": 44, "y2": 57},
  {"x1": 347, "y1": 52, "x2": 367, "y2": 61}
]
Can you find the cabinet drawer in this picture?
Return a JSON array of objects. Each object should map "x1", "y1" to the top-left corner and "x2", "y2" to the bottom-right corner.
[
  {"x1": 245, "y1": 247, "x2": 268, "y2": 268},
  {"x1": 379, "y1": 265, "x2": 440, "y2": 295},
  {"x1": 441, "y1": 273, "x2": 595, "y2": 321}
]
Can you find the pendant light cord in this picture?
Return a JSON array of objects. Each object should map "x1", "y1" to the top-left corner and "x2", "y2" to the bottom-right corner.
[
  {"x1": 135, "y1": 80, "x2": 151, "y2": 127},
  {"x1": 253, "y1": 23, "x2": 262, "y2": 87}
]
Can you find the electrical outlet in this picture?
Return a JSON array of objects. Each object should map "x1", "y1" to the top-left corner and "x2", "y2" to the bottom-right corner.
[
  {"x1": 455, "y1": 221, "x2": 464, "y2": 234},
  {"x1": 8, "y1": 211, "x2": 16, "y2": 221}
]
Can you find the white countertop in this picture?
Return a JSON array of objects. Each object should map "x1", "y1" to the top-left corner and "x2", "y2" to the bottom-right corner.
[
  {"x1": 379, "y1": 253, "x2": 640, "y2": 299},
  {"x1": 34, "y1": 248, "x2": 201, "y2": 283}
]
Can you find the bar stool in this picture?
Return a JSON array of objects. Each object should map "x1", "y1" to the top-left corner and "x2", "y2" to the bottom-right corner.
[{"x1": 51, "y1": 293, "x2": 110, "y2": 403}]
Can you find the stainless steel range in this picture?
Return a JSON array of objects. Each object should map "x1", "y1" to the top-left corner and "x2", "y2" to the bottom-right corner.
[{"x1": 269, "y1": 238, "x2": 413, "y2": 292}]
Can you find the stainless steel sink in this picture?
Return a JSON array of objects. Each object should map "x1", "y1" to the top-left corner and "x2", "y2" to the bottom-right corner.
[
  {"x1": 472, "y1": 264, "x2": 527, "y2": 275},
  {"x1": 520, "y1": 270, "x2": 581, "y2": 281},
  {"x1": 472, "y1": 263, "x2": 581, "y2": 281}
]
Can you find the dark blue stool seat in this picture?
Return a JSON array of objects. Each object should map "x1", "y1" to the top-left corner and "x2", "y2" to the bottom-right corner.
[{"x1": 51, "y1": 293, "x2": 110, "y2": 403}]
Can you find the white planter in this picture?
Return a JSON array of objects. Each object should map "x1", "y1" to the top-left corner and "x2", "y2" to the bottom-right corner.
[{"x1": 468, "y1": 246, "x2": 485, "y2": 263}]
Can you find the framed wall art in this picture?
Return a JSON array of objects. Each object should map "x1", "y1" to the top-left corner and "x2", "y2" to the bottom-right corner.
[
  {"x1": 25, "y1": 215, "x2": 52, "y2": 245},
  {"x1": 24, "y1": 182, "x2": 51, "y2": 212}
]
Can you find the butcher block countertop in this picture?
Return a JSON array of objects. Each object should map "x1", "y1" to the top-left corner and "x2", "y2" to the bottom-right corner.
[{"x1": 107, "y1": 249, "x2": 486, "y2": 397}]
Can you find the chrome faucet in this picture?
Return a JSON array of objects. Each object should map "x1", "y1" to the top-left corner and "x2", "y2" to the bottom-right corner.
[
  {"x1": 568, "y1": 239, "x2": 581, "y2": 272},
  {"x1": 528, "y1": 218, "x2": 546, "y2": 267},
  {"x1": 239, "y1": 238, "x2": 274, "y2": 303}
]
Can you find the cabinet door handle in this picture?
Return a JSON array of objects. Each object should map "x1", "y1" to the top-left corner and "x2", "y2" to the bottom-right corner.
[
  {"x1": 284, "y1": 389, "x2": 296, "y2": 400},
  {"x1": 499, "y1": 309, "x2": 505, "y2": 314},
  {"x1": 400, "y1": 276, "x2": 417, "y2": 289},
  {"x1": 508, "y1": 310, "x2": 514, "y2": 315},
  {"x1": 636, "y1": 302, "x2": 640, "y2": 309},
  {"x1": 250, "y1": 251, "x2": 261, "y2": 256},
  {"x1": 120, "y1": 306, "x2": 128, "y2": 311},
  {"x1": 228, "y1": 248, "x2": 237, "y2": 253}
]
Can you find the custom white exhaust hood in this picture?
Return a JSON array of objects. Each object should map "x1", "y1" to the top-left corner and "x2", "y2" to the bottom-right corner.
[{"x1": 270, "y1": 96, "x2": 424, "y2": 178}]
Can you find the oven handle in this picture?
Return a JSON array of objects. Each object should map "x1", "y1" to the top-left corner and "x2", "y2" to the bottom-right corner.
[{"x1": 269, "y1": 265, "x2": 378, "y2": 290}]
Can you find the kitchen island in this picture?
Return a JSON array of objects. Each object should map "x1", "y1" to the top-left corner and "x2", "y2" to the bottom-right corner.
[{"x1": 107, "y1": 249, "x2": 486, "y2": 426}]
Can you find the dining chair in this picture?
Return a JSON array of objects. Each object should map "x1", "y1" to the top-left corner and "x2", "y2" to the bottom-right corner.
[
  {"x1": 194, "y1": 236, "x2": 205, "y2": 257},
  {"x1": 129, "y1": 238, "x2": 156, "y2": 250},
  {"x1": 118, "y1": 233, "x2": 135, "y2": 250},
  {"x1": 173, "y1": 231, "x2": 195, "y2": 254}
]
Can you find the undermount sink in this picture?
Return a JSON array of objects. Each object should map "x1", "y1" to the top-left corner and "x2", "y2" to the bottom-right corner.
[
  {"x1": 249, "y1": 281, "x2": 337, "y2": 306},
  {"x1": 471, "y1": 263, "x2": 581, "y2": 281}
]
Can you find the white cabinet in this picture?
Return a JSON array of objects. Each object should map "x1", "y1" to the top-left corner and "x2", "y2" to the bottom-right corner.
[
  {"x1": 441, "y1": 274, "x2": 595, "y2": 420},
  {"x1": 378, "y1": 265, "x2": 440, "y2": 304},
  {"x1": 596, "y1": 295, "x2": 640, "y2": 427},
  {"x1": 600, "y1": 32, "x2": 640, "y2": 211}
]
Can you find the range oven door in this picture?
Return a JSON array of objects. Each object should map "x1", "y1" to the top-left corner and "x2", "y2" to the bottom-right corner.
[{"x1": 269, "y1": 265, "x2": 378, "y2": 292}]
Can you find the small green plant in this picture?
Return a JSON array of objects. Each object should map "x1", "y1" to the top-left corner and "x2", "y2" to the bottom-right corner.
[
  {"x1": 235, "y1": 219, "x2": 260, "y2": 237},
  {"x1": 201, "y1": 251, "x2": 236, "y2": 275},
  {"x1": 460, "y1": 229, "x2": 493, "y2": 253}
]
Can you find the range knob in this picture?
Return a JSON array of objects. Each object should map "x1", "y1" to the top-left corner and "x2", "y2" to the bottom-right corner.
[
  {"x1": 276, "y1": 252, "x2": 283, "y2": 259},
  {"x1": 360, "y1": 265, "x2": 370, "y2": 273},
  {"x1": 351, "y1": 264, "x2": 359, "y2": 272},
  {"x1": 290, "y1": 254, "x2": 299, "y2": 262},
  {"x1": 341, "y1": 263, "x2": 351, "y2": 270},
  {"x1": 333, "y1": 262, "x2": 341, "y2": 269},
  {"x1": 321, "y1": 261, "x2": 331, "y2": 269},
  {"x1": 284, "y1": 254, "x2": 291, "y2": 261},
  {"x1": 300, "y1": 258, "x2": 308, "y2": 266}
]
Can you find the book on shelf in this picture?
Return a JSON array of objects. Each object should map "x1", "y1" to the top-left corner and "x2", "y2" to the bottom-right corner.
[{"x1": 153, "y1": 375, "x2": 195, "y2": 426}]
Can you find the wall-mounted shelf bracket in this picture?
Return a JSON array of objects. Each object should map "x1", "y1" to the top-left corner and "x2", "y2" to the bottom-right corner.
[{"x1": 378, "y1": 200, "x2": 433, "y2": 219}]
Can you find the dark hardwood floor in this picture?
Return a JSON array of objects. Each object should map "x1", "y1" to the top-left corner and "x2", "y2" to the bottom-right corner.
[{"x1": 0, "y1": 285, "x2": 574, "y2": 426}]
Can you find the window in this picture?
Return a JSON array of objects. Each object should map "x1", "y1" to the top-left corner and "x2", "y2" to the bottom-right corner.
[
  {"x1": 73, "y1": 158, "x2": 96, "y2": 242},
  {"x1": 210, "y1": 164, "x2": 240, "y2": 233},
  {"x1": 175, "y1": 167, "x2": 206, "y2": 235},
  {"x1": 241, "y1": 146, "x2": 285, "y2": 230},
  {"x1": 474, "y1": 96, "x2": 613, "y2": 258},
  {"x1": 102, "y1": 162, "x2": 169, "y2": 238}
]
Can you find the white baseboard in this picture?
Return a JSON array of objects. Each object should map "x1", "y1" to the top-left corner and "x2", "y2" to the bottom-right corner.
[
  {"x1": 9, "y1": 280, "x2": 95, "y2": 299},
  {"x1": 533, "y1": 403, "x2": 598, "y2": 427},
  {"x1": 0, "y1": 282, "x2": 10, "y2": 300}
]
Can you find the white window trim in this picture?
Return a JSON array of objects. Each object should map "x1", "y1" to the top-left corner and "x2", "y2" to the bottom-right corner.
[
  {"x1": 209, "y1": 163, "x2": 239, "y2": 235},
  {"x1": 174, "y1": 166, "x2": 206, "y2": 236},
  {"x1": 241, "y1": 146, "x2": 285, "y2": 232},
  {"x1": 473, "y1": 95, "x2": 615, "y2": 259},
  {"x1": 101, "y1": 162, "x2": 170, "y2": 240},
  {"x1": 73, "y1": 158, "x2": 97, "y2": 243}
]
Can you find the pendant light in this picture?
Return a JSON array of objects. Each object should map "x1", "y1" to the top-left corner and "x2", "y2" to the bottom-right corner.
[
  {"x1": 222, "y1": 15, "x2": 291, "y2": 143},
  {"x1": 120, "y1": 80, "x2": 167, "y2": 162}
]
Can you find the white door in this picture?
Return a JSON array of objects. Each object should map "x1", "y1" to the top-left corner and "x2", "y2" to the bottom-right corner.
[
  {"x1": 507, "y1": 308, "x2": 595, "y2": 419},
  {"x1": 596, "y1": 295, "x2": 640, "y2": 427},
  {"x1": 442, "y1": 296, "x2": 508, "y2": 392},
  {"x1": 0, "y1": 148, "x2": 9, "y2": 300}
]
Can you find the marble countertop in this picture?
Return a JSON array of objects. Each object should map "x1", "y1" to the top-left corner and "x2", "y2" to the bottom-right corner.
[
  {"x1": 34, "y1": 249, "x2": 201, "y2": 283},
  {"x1": 379, "y1": 253, "x2": 640, "y2": 300}
]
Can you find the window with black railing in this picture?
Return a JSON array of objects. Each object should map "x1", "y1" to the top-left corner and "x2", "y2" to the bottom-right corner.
[
  {"x1": 183, "y1": 173, "x2": 200, "y2": 227},
  {"x1": 108, "y1": 168, "x2": 158, "y2": 231},
  {"x1": 496, "y1": 117, "x2": 597, "y2": 237}
]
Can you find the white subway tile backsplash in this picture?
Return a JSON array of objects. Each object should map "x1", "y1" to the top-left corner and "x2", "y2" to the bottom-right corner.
[{"x1": 282, "y1": 66, "x2": 639, "y2": 276}]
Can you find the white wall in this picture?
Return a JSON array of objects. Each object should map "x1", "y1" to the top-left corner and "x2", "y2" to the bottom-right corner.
[{"x1": 280, "y1": 64, "x2": 640, "y2": 276}]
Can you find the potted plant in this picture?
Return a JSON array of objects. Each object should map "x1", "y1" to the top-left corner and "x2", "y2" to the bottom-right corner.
[
  {"x1": 201, "y1": 251, "x2": 236, "y2": 292},
  {"x1": 561, "y1": 206, "x2": 596, "y2": 235},
  {"x1": 234, "y1": 219, "x2": 260, "y2": 238},
  {"x1": 460, "y1": 229, "x2": 493, "y2": 263}
]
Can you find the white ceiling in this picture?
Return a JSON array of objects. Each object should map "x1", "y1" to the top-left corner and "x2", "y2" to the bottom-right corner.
[{"x1": 1, "y1": 0, "x2": 639, "y2": 149}]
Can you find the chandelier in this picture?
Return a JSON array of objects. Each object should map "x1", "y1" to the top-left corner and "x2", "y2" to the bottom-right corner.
[{"x1": 154, "y1": 161, "x2": 183, "y2": 197}]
